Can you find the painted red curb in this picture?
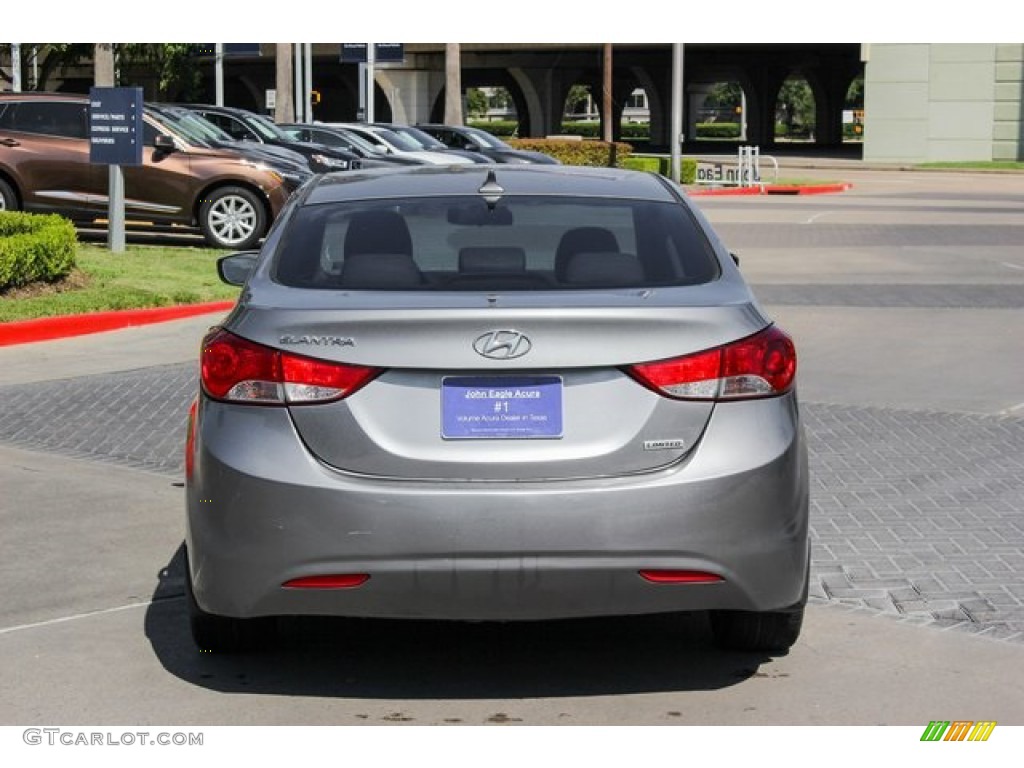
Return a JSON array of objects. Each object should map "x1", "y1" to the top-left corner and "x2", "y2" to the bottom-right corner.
[
  {"x1": 0, "y1": 300, "x2": 236, "y2": 347},
  {"x1": 689, "y1": 182, "x2": 852, "y2": 197}
]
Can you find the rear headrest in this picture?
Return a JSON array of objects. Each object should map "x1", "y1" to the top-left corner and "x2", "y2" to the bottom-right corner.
[
  {"x1": 555, "y1": 227, "x2": 620, "y2": 280},
  {"x1": 340, "y1": 252, "x2": 423, "y2": 289},
  {"x1": 344, "y1": 210, "x2": 413, "y2": 257},
  {"x1": 458, "y1": 246, "x2": 526, "y2": 273},
  {"x1": 562, "y1": 252, "x2": 645, "y2": 286}
]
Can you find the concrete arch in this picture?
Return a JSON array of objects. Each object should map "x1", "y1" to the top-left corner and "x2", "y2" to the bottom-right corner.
[{"x1": 507, "y1": 67, "x2": 545, "y2": 137}]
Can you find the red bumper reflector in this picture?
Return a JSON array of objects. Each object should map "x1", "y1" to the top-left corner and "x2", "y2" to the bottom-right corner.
[
  {"x1": 639, "y1": 570, "x2": 723, "y2": 584},
  {"x1": 282, "y1": 574, "x2": 370, "y2": 589}
]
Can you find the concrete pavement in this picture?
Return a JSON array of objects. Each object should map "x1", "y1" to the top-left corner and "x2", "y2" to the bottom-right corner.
[{"x1": 1, "y1": 167, "x2": 1022, "y2": 724}]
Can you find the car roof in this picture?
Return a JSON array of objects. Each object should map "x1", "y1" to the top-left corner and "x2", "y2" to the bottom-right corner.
[{"x1": 304, "y1": 165, "x2": 677, "y2": 205}]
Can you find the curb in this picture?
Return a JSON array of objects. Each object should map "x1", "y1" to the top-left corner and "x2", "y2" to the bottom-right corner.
[
  {"x1": 0, "y1": 300, "x2": 235, "y2": 347},
  {"x1": 689, "y1": 183, "x2": 852, "y2": 197}
]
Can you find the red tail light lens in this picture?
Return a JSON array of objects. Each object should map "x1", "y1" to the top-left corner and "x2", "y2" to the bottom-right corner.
[
  {"x1": 639, "y1": 570, "x2": 723, "y2": 584},
  {"x1": 201, "y1": 328, "x2": 381, "y2": 405},
  {"x1": 626, "y1": 326, "x2": 796, "y2": 401},
  {"x1": 282, "y1": 574, "x2": 370, "y2": 589}
]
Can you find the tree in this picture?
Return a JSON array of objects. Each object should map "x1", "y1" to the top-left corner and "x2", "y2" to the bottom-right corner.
[
  {"x1": 704, "y1": 82, "x2": 742, "y2": 111},
  {"x1": 776, "y1": 78, "x2": 815, "y2": 135},
  {"x1": 0, "y1": 44, "x2": 92, "y2": 91},
  {"x1": 845, "y1": 74, "x2": 864, "y2": 109},
  {"x1": 116, "y1": 44, "x2": 202, "y2": 100},
  {"x1": 563, "y1": 84, "x2": 591, "y2": 117},
  {"x1": 465, "y1": 87, "x2": 488, "y2": 117}
]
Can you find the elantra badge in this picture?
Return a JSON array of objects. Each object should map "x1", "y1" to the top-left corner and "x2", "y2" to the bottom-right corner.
[
  {"x1": 279, "y1": 335, "x2": 355, "y2": 347},
  {"x1": 473, "y1": 330, "x2": 532, "y2": 360}
]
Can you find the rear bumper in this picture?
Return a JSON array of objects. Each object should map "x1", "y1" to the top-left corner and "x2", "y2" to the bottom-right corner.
[{"x1": 187, "y1": 394, "x2": 809, "y2": 621}]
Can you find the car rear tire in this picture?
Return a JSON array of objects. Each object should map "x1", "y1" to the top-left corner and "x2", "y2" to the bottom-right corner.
[
  {"x1": 198, "y1": 186, "x2": 266, "y2": 250},
  {"x1": 185, "y1": 551, "x2": 275, "y2": 653},
  {"x1": 0, "y1": 178, "x2": 19, "y2": 211},
  {"x1": 710, "y1": 606, "x2": 805, "y2": 652}
]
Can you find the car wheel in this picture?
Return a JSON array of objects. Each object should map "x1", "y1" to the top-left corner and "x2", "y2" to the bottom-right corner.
[
  {"x1": 198, "y1": 186, "x2": 266, "y2": 250},
  {"x1": 0, "y1": 178, "x2": 19, "y2": 211},
  {"x1": 185, "y1": 550, "x2": 275, "y2": 653},
  {"x1": 710, "y1": 606, "x2": 805, "y2": 652}
]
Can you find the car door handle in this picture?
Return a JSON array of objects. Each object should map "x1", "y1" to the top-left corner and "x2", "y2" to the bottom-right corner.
[{"x1": 0, "y1": 137, "x2": 20, "y2": 147}]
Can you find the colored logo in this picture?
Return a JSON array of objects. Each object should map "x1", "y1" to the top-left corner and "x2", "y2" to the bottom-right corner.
[{"x1": 920, "y1": 721, "x2": 996, "y2": 742}]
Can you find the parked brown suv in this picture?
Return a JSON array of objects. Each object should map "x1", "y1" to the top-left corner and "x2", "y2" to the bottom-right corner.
[{"x1": 0, "y1": 93, "x2": 294, "y2": 249}]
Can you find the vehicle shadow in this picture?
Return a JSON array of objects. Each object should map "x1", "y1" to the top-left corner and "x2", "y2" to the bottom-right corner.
[{"x1": 145, "y1": 543, "x2": 775, "y2": 699}]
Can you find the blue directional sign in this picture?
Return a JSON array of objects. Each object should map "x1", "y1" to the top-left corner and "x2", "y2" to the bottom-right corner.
[
  {"x1": 341, "y1": 43, "x2": 405, "y2": 63},
  {"x1": 341, "y1": 43, "x2": 368, "y2": 63},
  {"x1": 375, "y1": 43, "x2": 405, "y2": 63},
  {"x1": 88, "y1": 87, "x2": 143, "y2": 166}
]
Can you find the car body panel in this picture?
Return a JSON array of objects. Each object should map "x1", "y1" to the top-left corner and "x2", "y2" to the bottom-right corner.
[
  {"x1": 187, "y1": 393, "x2": 808, "y2": 620},
  {"x1": 186, "y1": 164, "x2": 809, "y2": 629},
  {"x1": 418, "y1": 123, "x2": 560, "y2": 164}
]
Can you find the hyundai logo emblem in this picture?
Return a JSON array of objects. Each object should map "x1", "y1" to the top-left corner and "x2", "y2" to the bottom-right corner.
[{"x1": 473, "y1": 330, "x2": 532, "y2": 360}]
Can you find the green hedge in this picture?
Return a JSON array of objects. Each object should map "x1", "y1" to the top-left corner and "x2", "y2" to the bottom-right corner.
[
  {"x1": 506, "y1": 138, "x2": 633, "y2": 167},
  {"x1": 558, "y1": 121, "x2": 650, "y2": 140},
  {"x1": 467, "y1": 119, "x2": 518, "y2": 137},
  {"x1": 0, "y1": 211, "x2": 78, "y2": 291},
  {"x1": 620, "y1": 156, "x2": 697, "y2": 184},
  {"x1": 696, "y1": 122, "x2": 741, "y2": 139}
]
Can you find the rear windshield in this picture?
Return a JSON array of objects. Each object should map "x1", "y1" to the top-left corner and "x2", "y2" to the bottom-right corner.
[{"x1": 273, "y1": 195, "x2": 720, "y2": 291}]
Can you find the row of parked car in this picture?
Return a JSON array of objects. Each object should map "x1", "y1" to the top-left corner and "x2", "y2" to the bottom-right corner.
[{"x1": 0, "y1": 92, "x2": 556, "y2": 250}]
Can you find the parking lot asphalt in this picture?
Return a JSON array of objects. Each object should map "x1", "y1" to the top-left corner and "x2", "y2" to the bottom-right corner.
[{"x1": 0, "y1": 168, "x2": 1022, "y2": 724}]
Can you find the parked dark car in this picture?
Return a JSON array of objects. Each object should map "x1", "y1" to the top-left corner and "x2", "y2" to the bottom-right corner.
[
  {"x1": 373, "y1": 123, "x2": 490, "y2": 163},
  {"x1": 418, "y1": 124, "x2": 559, "y2": 164},
  {"x1": 186, "y1": 164, "x2": 808, "y2": 654},
  {"x1": 0, "y1": 93, "x2": 293, "y2": 249},
  {"x1": 180, "y1": 104, "x2": 361, "y2": 174},
  {"x1": 277, "y1": 123, "x2": 421, "y2": 167},
  {"x1": 148, "y1": 104, "x2": 313, "y2": 184}
]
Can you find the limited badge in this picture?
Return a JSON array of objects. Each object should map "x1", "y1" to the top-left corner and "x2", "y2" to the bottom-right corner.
[{"x1": 643, "y1": 439, "x2": 687, "y2": 451}]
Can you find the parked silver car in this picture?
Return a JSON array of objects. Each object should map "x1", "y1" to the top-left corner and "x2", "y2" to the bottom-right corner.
[{"x1": 186, "y1": 165, "x2": 809, "y2": 653}]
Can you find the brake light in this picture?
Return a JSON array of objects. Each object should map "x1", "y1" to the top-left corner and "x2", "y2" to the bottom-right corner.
[
  {"x1": 639, "y1": 570, "x2": 723, "y2": 584},
  {"x1": 282, "y1": 574, "x2": 370, "y2": 589},
  {"x1": 626, "y1": 326, "x2": 796, "y2": 400},
  {"x1": 201, "y1": 328, "x2": 381, "y2": 405}
]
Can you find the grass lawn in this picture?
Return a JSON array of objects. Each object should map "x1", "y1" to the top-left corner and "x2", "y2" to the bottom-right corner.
[
  {"x1": 0, "y1": 243, "x2": 239, "y2": 323},
  {"x1": 916, "y1": 161, "x2": 1024, "y2": 171}
]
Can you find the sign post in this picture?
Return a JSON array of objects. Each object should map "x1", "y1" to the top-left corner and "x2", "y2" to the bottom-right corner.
[
  {"x1": 88, "y1": 87, "x2": 143, "y2": 254},
  {"x1": 342, "y1": 44, "x2": 404, "y2": 123}
]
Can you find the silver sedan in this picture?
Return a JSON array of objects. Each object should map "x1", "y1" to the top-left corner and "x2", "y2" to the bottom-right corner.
[{"x1": 186, "y1": 164, "x2": 809, "y2": 653}]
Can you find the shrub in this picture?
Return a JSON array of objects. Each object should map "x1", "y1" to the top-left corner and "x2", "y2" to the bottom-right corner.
[
  {"x1": 467, "y1": 119, "x2": 518, "y2": 137},
  {"x1": 696, "y1": 122, "x2": 741, "y2": 139},
  {"x1": 620, "y1": 156, "x2": 697, "y2": 184},
  {"x1": 0, "y1": 211, "x2": 78, "y2": 291},
  {"x1": 506, "y1": 138, "x2": 633, "y2": 168},
  {"x1": 557, "y1": 121, "x2": 650, "y2": 140}
]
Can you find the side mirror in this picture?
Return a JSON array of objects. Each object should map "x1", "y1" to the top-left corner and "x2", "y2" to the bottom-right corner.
[
  {"x1": 153, "y1": 134, "x2": 177, "y2": 153},
  {"x1": 217, "y1": 250, "x2": 260, "y2": 286}
]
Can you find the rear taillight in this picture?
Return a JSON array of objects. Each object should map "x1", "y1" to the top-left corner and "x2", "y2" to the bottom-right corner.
[
  {"x1": 201, "y1": 328, "x2": 381, "y2": 405},
  {"x1": 626, "y1": 326, "x2": 796, "y2": 401}
]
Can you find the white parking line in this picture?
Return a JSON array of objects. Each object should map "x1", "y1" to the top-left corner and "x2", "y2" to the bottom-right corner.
[
  {"x1": 0, "y1": 598, "x2": 177, "y2": 636},
  {"x1": 1001, "y1": 262, "x2": 1024, "y2": 271},
  {"x1": 804, "y1": 211, "x2": 834, "y2": 224}
]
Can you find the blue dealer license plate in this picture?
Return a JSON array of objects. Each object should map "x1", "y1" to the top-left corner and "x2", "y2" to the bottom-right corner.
[{"x1": 441, "y1": 376, "x2": 563, "y2": 439}]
